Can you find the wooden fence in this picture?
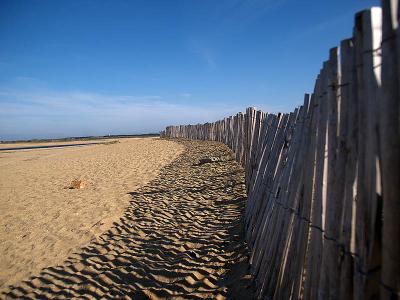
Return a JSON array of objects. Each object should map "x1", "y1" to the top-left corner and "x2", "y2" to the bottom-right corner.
[{"x1": 161, "y1": 3, "x2": 399, "y2": 299}]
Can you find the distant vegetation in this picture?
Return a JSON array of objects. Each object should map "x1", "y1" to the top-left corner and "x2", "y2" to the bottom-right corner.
[
  {"x1": 0, "y1": 134, "x2": 159, "y2": 144},
  {"x1": 101, "y1": 140, "x2": 120, "y2": 145}
]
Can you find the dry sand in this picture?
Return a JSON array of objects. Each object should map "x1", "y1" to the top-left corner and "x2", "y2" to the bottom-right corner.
[
  {"x1": 2, "y1": 139, "x2": 254, "y2": 299},
  {"x1": 0, "y1": 139, "x2": 111, "y2": 149},
  {"x1": 0, "y1": 137, "x2": 183, "y2": 290}
]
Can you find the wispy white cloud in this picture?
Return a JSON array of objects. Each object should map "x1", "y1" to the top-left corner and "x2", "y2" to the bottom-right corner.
[
  {"x1": 0, "y1": 88, "x2": 241, "y2": 140},
  {"x1": 216, "y1": 0, "x2": 287, "y2": 29},
  {"x1": 15, "y1": 76, "x2": 37, "y2": 81},
  {"x1": 286, "y1": 11, "x2": 355, "y2": 44},
  {"x1": 185, "y1": 0, "x2": 288, "y2": 70},
  {"x1": 179, "y1": 93, "x2": 192, "y2": 98},
  {"x1": 187, "y1": 0, "x2": 287, "y2": 38},
  {"x1": 188, "y1": 39, "x2": 216, "y2": 70}
]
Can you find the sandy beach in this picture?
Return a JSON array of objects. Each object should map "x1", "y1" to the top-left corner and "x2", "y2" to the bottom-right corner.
[
  {"x1": 1, "y1": 139, "x2": 254, "y2": 299},
  {"x1": 0, "y1": 137, "x2": 183, "y2": 290}
]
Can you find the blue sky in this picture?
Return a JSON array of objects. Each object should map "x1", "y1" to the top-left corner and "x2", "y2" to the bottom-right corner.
[{"x1": 0, "y1": 0, "x2": 379, "y2": 140}]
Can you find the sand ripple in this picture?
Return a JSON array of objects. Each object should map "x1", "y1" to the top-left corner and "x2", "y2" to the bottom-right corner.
[
  {"x1": 1, "y1": 140, "x2": 254, "y2": 299},
  {"x1": 0, "y1": 138, "x2": 183, "y2": 289}
]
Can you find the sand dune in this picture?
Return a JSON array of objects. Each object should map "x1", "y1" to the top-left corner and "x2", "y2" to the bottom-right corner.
[
  {"x1": 1, "y1": 139, "x2": 254, "y2": 299},
  {"x1": 0, "y1": 138, "x2": 183, "y2": 290}
]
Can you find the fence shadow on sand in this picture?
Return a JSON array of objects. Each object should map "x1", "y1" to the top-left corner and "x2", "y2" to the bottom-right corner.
[{"x1": 2, "y1": 140, "x2": 254, "y2": 300}]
